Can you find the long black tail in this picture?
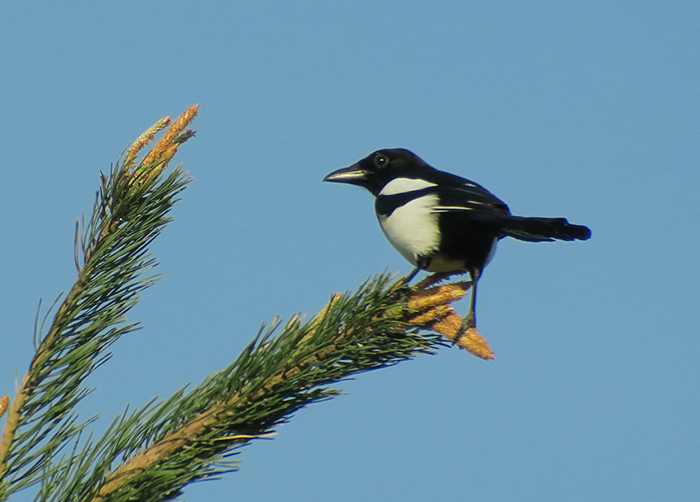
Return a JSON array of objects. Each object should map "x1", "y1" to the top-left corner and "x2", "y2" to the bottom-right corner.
[{"x1": 500, "y1": 216, "x2": 591, "y2": 242}]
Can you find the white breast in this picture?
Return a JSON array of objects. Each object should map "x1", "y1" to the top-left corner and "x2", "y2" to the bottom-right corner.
[
  {"x1": 377, "y1": 193, "x2": 441, "y2": 266},
  {"x1": 380, "y1": 177, "x2": 437, "y2": 195}
]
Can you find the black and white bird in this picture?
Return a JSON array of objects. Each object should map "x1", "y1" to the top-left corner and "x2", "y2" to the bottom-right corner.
[{"x1": 324, "y1": 148, "x2": 591, "y2": 334}]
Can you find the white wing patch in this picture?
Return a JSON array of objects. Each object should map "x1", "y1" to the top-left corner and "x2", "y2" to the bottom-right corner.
[
  {"x1": 379, "y1": 177, "x2": 437, "y2": 196},
  {"x1": 432, "y1": 205, "x2": 474, "y2": 212},
  {"x1": 432, "y1": 200, "x2": 488, "y2": 213}
]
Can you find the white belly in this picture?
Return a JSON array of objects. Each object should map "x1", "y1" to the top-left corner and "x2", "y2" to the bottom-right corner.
[
  {"x1": 422, "y1": 253, "x2": 470, "y2": 273},
  {"x1": 377, "y1": 193, "x2": 441, "y2": 266}
]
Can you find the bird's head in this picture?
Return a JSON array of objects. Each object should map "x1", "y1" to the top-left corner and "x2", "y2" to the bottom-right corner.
[{"x1": 323, "y1": 148, "x2": 429, "y2": 196}]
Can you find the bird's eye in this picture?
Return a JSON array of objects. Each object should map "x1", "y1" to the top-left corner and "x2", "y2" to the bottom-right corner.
[{"x1": 374, "y1": 154, "x2": 389, "y2": 168}]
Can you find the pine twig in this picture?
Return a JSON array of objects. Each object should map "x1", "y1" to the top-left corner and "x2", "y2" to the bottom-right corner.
[
  {"x1": 0, "y1": 105, "x2": 199, "y2": 496},
  {"x1": 0, "y1": 104, "x2": 494, "y2": 501},
  {"x1": 83, "y1": 275, "x2": 485, "y2": 501}
]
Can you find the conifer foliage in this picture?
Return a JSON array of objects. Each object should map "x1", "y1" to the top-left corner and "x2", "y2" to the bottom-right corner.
[{"x1": 0, "y1": 107, "x2": 484, "y2": 501}]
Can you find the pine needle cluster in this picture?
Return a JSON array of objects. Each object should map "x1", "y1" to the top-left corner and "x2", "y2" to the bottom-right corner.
[{"x1": 0, "y1": 106, "x2": 485, "y2": 502}]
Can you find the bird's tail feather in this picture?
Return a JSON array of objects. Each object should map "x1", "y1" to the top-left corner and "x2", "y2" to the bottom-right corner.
[{"x1": 499, "y1": 216, "x2": 591, "y2": 242}]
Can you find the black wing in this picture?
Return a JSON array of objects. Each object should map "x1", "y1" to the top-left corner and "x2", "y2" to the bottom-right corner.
[
  {"x1": 428, "y1": 170, "x2": 590, "y2": 242},
  {"x1": 427, "y1": 170, "x2": 511, "y2": 217}
]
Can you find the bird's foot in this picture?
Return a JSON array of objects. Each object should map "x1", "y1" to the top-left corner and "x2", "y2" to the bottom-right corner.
[
  {"x1": 413, "y1": 271, "x2": 466, "y2": 290},
  {"x1": 453, "y1": 312, "x2": 475, "y2": 344},
  {"x1": 387, "y1": 277, "x2": 413, "y2": 303},
  {"x1": 389, "y1": 267, "x2": 427, "y2": 302}
]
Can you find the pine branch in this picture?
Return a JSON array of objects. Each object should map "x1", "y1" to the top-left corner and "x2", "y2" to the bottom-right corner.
[
  {"x1": 0, "y1": 105, "x2": 496, "y2": 502},
  {"x1": 77, "y1": 276, "x2": 482, "y2": 502},
  {"x1": 0, "y1": 106, "x2": 199, "y2": 497}
]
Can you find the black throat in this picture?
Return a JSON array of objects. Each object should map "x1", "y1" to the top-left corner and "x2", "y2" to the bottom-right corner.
[{"x1": 375, "y1": 187, "x2": 436, "y2": 217}]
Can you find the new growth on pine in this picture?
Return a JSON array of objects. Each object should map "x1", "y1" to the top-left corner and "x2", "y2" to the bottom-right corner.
[{"x1": 0, "y1": 107, "x2": 489, "y2": 502}]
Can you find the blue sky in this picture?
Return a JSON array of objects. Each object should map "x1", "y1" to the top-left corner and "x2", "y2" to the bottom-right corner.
[{"x1": 1, "y1": 1, "x2": 698, "y2": 500}]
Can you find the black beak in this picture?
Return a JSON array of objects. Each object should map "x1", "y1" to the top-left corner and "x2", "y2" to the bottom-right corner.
[{"x1": 323, "y1": 163, "x2": 368, "y2": 185}]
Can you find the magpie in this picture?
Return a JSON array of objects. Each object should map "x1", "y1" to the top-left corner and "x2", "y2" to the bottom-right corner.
[{"x1": 323, "y1": 148, "x2": 591, "y2": 334}]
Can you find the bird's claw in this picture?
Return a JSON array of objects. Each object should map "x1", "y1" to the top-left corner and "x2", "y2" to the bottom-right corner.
[
  {"x1": 453, "y1": 312, "x2": 475, "y2": 344},
  {"x1": 387, "y1": 281, "x2": 413, "y2": 303}
]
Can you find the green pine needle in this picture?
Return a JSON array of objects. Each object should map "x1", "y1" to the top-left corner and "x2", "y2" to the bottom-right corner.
[{"x1": 0, "y1": 108, "x2": 463, "y2": 502}]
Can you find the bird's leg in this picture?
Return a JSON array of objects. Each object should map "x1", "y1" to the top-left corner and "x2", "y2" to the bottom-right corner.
[
  {"x1": 403, "y1": 266, "x2": 421, "y2": 284},
  {"x1": 388, "y1": 266, "x2": 422, "y2": 303},
  {"x1": 455, "y1": 268, "x2": 480, "y2": 342},
  {"x1": 465, "y1": 267, "x2": 480, "y2": 328},
  {"x1": 402, "y1": 256, "x2": 431, "y2": 285}
]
